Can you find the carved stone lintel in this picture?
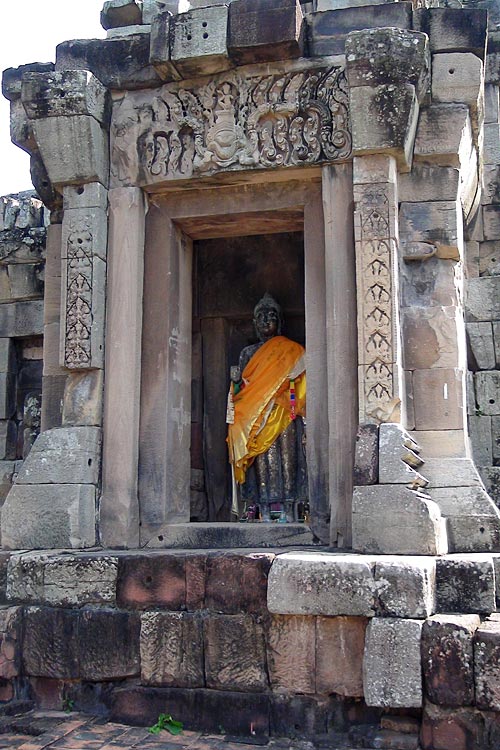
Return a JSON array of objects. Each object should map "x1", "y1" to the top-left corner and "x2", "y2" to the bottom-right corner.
[{"x1": 111, "y1": 63, "x2": 351, "y2": 187}]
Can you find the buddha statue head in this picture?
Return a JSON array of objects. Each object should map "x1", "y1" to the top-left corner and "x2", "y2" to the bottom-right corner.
[{"x1": 253, "y1": 293, "x2": 282, "y2": 341}]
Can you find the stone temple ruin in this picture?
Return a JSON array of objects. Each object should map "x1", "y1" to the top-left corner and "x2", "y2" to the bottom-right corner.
[{"x1": 1, "y1": 0, "x2": 500, "y2": 747}]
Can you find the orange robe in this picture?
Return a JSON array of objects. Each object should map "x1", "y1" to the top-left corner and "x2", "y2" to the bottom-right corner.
[{"x1": 227, "y1": 336, "x2": 306, "y2": 485}]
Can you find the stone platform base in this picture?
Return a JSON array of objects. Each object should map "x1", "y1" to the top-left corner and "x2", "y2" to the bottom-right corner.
[
  {"x1": 144, "y1": 522, "x2": 316, "y2": 548},
  {"x1": 0, "y1": 547, "x2": 499, "y2": 749}
]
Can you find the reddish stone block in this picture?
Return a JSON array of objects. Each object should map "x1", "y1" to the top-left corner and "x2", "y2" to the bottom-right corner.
[
  {"x1": 186, "y1": 554, "x2": 206, "y2": 610},
  {"x1": 267, "y1": 615, "x2": 316, "y2": 694},
  {"x1": 422, "y1": 615, "x2": 479, "y2": 706},
  {"x1": 204, "y1": 552, "x2": 273, "y2": 614},
  {"x1": 0, "y1": 606, "x2": 21, "y2": 680},
  {"x1": 29, "y1": 678, "x2": 67, "y2": 710},
  {"x1": 116, "y1": 555, "x2": 186, "y2": 609},
  {"x1": 23, "y1": 607, "x2": 79, "y2": 679},
  {"x1": 79, "y1": 608, "x2": 140, "y2": 681},
  {"x1": 316, "y1": 616, "x2": 367, "y2": 697},
  {"x1": 204, "y1": 614, "x2": 268, "y2": 691},
  {"x1": 0, "y1": 680, "x2": 13, "y2": 702},
  {"x1": 421, "y1": 704, "x2": 485, "y2": 750},
  {"x1": 111, "y1": 686, "x2": 270, "y2": 737},
  {"x1": 228, "y1": 0, "x2": 304, "y2": 66},
  {"x1": 474, "y1": 619, "x2": 500, "y2": 710}
]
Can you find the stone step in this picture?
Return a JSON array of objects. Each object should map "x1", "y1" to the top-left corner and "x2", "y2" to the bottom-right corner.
[
  {"x1": 144, "y1": 522, "x2": 316, "y2": 549},
  {"x1": 348, "y1": 724, "x2": 420, "y2": 749}
]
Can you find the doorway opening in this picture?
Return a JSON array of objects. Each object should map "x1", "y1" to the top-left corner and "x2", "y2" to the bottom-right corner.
[{"x1": 190, "y1": 231, "x2": 305, "y2": 522}]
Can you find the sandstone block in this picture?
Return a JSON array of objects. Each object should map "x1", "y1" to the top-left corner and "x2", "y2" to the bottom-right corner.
[
  {"x1": 485, "y1": 83, "x2": 500, "y2": 124},
  {"x1": 22, "y1": 71, "x2": 110, "y2": 126},
  {"x1": 350, "y1": 83, "x2": 418, "y2": 172},
  {"x1": 42, "y1": 556, "x2": 118, "y2": 606},
  {"x1": 0, "y1": 300, "x2": 43, "y2": 338},
  {"x1": 101, "y1": 0, "x2": 142, "y2": 29},
  {"x1": 412, "y1": 368, "x2": 464, "y2": 430},
  {"x1": 32, "y1": 116, "x2": 109, "y2": 188},
  {"x1": 483, "y1": 204, "x2": 500, "y2": 240},
  {"x1": 398, "y1": 165, "x2": 459, "y2": 203},
  {"x1": 468, "y1": 322, "x2": 496, "y2": 370},
  {"x1": 403, "y1": 305, "x2": 461, "y2": 370},
  {"x1": 492, "y1": 416, "x2": 500, "y2": 462},
  {"x1": 466, "y1": 276, "x2": 500, "y2": 321},
  {"x1": 79, "y1": 608, "x2": 140, "y2": 680},
  {"x1": 316, "y1": 616, "x2": 367, "y2": 697},
  {"x1": 6, "y1": 552, "x2": 46, "y2": 602},
  {"x1": 23, "y1": 606, "x2": 79, "y2": 678},
  {"x1": 479, "y1": 467, "x2": 500, "y2": 509},
  {"x1": 414, "y1": 7, "x2": 487, "y2": 58},
  {"x1": 345, "y1": 28, "x2": 429, "y2": 99},
  {"x1": 378, "y1": 422, "x2": 425, "y2": 487},
  {"x1": 2, "y1": 62, "x2": 55, "y2": 102},
  {"x1": 424, "y1": 458, "x2": 483, "y2": 489},
  {"x1": 110, "y1": 685, "x2": 270, "y2": 737},
  {"x1": 432, "y1": 53, "x2": 483, "y2": 110},
  {"x1": 422, "y1": 614, "x2": 480, "y2": 706},
  {"x1": 0, "y1": 373, "x2": 15, "y2": 420},
  {"x1": 308, "y1": 4, "x2": 412, "y2": 57},
  {"x1": 228, "y1": 0, "x2": 304, "y2": 66},
  {"x1": 171, "y1": 6, "x2": 231, "y2": 78},
  {"x1": 421, "y1": 703, "x2": 485, "y2": 750},
  {"x1": 494, "y1": 324, "x2": 500, "y2": 368},
  {"x1": 432, "y1": 480, "x2": 500, "y2": 552},
  {"x1": 414, "y1": 104, "x2": 472, "y2": 168},
  {"x1": 149, "y1": 11, "x2": 180, "y2": 82},
  {"x1": 117, "y1": 554, "x2": 187, "y2": 610},
  {"x1": 363, "y1": 618, "x2": 423, "y2": 707},
  {"x1": 399, "y1": 202, "x2": 462, "y2": 260},
  {"x1": 408, "y1": 429, "x2": 466, "y2": 458},
  {"x1": 483, "y1": 123, "x2": 500, "y2": 166},
  {"x1": 205, "y1": 552, "x2": 273, "y2": 615},
  {"x1": 482, "y1": 166, "x2": 500, "y2": 209},
  {"x1": 267, "y1": 614, "x2": 316, "y2": 694},
  {"x1": 270, "y1": 693, "x2": 329, "y2": 739},
  {"x1": 478, "y1": 240, "x2": 500, "y2": 275},
  {"x1": 267, "y1": 552, "x2": 376, "y2": 616},
  {"x1": 475, "y1": 371, "x2": 500, "y2": 416},
  {"x1": 1, "y1": 483, "x2": 96, "y2": 549},
  {"x1": 143, "y1": 0, "x2": 173, "y2": 24},
  {"x1": 0, "y1": 607, "x2": 21, "y2": 680},
  {"x1": 62, "y1": 370, "x2": 103, "y2": 427},
  {"x1": 474, "y1": 619, "x2": 500, "y2": 710},
  {"x1": 353, "y1": 423, "x2": 378, "y2": 485},
  {"x1": 352, "y1": 485, "x2": 446, "y2": 556},
  {"x1": 56, "y1": 36, "x2": 163, "y2": 91},
  {"x1": 400, "y1": 257, "x2": 459, "y2": 309},
  {"x1": 140, "y1": 611, "x2": 203, "y2": 688},
  {"x1": 436, "y1": 555, "x2": 496, "y2": 613},
  {"x1": 375, "y1": 557, "x2": 436, "y2": 618},
  {"x1": 204, "y1": 614, "x2": 267, "y2": 691},
  {"x1": 15, "y1": 426, "x2": 101, "y2": 485}
]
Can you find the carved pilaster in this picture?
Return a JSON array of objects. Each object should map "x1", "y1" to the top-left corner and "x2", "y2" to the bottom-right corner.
[
  {"x1": 60, "y1": 184, "x2": 108, "y2": 371},
  {"x1": 353, "y1": 155, "x2": 403, "y2": 424}
]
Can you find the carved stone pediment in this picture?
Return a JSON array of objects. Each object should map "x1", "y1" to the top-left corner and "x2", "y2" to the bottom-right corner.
[{"x1": 110, "y1": 63, "x2": 351, "y2": 187}]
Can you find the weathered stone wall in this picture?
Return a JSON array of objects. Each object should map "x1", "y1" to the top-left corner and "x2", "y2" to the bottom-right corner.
[
  {"x1": 0, "y1": 548, "x2": 497, "y2": 747},
  {"x1": 0, "y1": 192, "x2": 46, "y2": 517},
  {"x1": 466, "y1": 69, "x2": 500, "y2": 513}
]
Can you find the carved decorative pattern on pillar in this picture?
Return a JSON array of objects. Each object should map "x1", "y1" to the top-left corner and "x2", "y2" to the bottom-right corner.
[
  {"x1": 64, "y1": 219, "x2": 94, "y2": 368},
  {"x1": 355, "y1": 176, "x2": 400, "y2": 423},
  {"x1": 111, "y1": 65, "x2": 351, "y2": 187}
]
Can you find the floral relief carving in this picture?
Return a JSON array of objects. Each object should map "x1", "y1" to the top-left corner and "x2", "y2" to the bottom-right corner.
[
  {"x1": 111, "y1": 65, "x2": 351, "y2": 186},
  {"x1": 64, "y1": 219, "x2": 94, "y2": 369},
  {"x1": 355, "y1": 184, "x2": 399, "y2": 422}
]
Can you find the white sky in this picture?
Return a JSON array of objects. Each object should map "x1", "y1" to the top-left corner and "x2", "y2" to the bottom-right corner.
[{"x1": 0, "y1": 0, "x2": 105, "y2": 196}]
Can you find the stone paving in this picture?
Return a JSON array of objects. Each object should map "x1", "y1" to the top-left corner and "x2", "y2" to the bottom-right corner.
[{"x1": 0, "y1": 712, "x2": 356, "y2": 750}]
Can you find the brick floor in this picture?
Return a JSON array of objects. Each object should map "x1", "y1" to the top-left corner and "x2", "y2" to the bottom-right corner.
[{"x1": 0, "y1": 713, "x2": 301, "y2": 750}]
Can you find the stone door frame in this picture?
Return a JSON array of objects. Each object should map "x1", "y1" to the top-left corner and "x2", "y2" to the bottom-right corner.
[{"x1": 101, "y1": 165, "x2": 357, "y2": 547}]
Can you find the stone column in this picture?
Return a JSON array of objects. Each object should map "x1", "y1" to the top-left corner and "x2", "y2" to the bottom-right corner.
[
  {"x1": 1, "y1": 70, "x2": 110, "y2": 549},
  {"x1": 101, "y1": 188, "x2": 145, "y2": 548}
]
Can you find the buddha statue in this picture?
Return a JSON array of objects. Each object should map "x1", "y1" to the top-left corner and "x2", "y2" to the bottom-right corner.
[{"x1": 227, "y1": 294, "x2": 307, "y2": 522}]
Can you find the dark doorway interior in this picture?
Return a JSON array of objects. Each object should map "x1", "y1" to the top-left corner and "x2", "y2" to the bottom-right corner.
[{"x1": 191, "y1": 231, "x2": 305, "y2": 522}]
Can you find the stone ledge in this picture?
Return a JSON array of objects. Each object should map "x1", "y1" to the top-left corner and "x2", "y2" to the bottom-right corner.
[{"x1": 144, "y1": 522, "x2": 315, "y2": 549}]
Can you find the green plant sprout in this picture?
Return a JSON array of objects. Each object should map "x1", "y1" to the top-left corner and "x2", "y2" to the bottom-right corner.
[{"x1": 148, "y1": 713, "x2": 184, "y2": 735}]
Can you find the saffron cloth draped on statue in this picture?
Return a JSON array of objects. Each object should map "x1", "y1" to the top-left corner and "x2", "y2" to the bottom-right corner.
[{"x1": 227, "y1": 335, "x2": 306, "y2": 485}]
